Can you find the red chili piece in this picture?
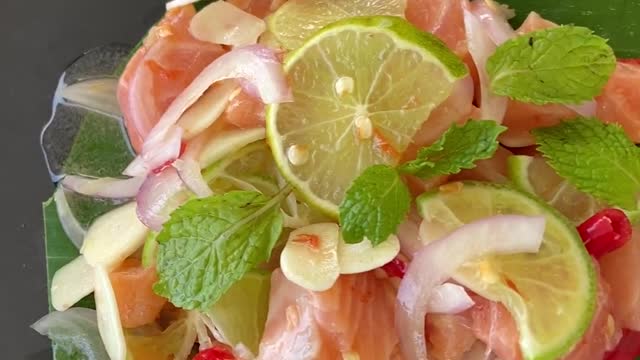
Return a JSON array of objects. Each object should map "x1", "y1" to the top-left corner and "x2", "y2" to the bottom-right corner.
[
  {"x1": 381, "y1": 258, "x2": 407, "y2": 279},
  {"x1": 605, "y1": 329, "x2": 640, "y2": 360},
  {"x1": 151, "y1": 159, "x2": 176, "y2": 174},
  {"x1": 193, "y1": 346, "x2": 235, "y2": 360},
  {"x1": 151, "y1": 142, "x2": 187, "y2": 174},
  {"x1": 577, "y1": 209, "x2": 632, "y2": 259}
]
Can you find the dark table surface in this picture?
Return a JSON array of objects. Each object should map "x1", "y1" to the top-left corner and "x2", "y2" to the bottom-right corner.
[{"x1": 1, "y1": 0, "x2": 163, "y2": 357}]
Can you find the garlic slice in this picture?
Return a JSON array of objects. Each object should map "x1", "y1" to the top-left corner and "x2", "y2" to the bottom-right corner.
[
  {"x1": 51, "y1": 255, "x2": 95, "y2": 311},
  {"x1": 81, "y1": 202, "x2": 149, "y2": 269},
  {"x1": 94, "y1": 266, "x2": 126, "y2": 360},
  {"x1": 280, "y1": 223, "x2": 340, "y2": 291},
  {"x1": 338, "y1": 235, "x2": 400, "y2": 274}
]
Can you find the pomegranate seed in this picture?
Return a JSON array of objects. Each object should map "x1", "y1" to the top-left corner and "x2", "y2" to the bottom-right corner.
[
  {"x1": 381, "y1": 258, "x2": 407, "y2": 278},
  {"x1": 193, "y1": 346, "x2": 235, "y2": 360},
  {"x1": 605, "y1": 329, "x2": 640, "y2": 360},
  {"x1": 577, "y1": 209, "x2": 632, "y2": 259}
]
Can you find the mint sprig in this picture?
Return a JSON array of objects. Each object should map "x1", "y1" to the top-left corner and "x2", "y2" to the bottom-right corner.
[
  {"x1": 154, "y1": 190, "x2": 286, "y2": 310},
  {"x1": 340, "y1": 120, "x2": 504, "y2": 245},
  {"x1": 534, "y1": 117, "x2": 640, "y2": 210},
  {"x1": 487, "y1": 26, "x2": 616, "y2": 105},
  {"x1": 339, "y1": 165, "x2": 411, "y2": 245},
  {"x1": 398, "y1": 120, "x2": 506, "y2": 178}
]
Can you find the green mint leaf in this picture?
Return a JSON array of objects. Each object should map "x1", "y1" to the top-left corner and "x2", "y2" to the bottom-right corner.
[
  {"x1": 487, "y1": 26, "x2": 616, "y2": 105},
  {"x1": 154, "y1": 191, "x2": 284, "y2": 310},
  {"x1": 339, "y1": 165, "x2": 410, "y2": 245},
  {"x1": 533, "y1": 117, "x2": 640, "y2": 210},
  {"x1": 398, "y1": 120, "x2": 506, "y2": 179}
]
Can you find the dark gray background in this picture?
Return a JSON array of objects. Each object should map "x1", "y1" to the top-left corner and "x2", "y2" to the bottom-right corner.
[{"x1": 1, "y1": 0, "x2": 163, "y2": 358}]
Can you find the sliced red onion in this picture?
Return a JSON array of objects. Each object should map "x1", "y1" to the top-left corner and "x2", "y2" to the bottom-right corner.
[
  {"x1": 397, "y1": 210, "x2": 424, "y2": 258},
  {"x1": 166, "y1": 0, "x2": 197, "y2": 10},
  {"x1": 128, "y1": 45, "x2": 290, "y2": 177},
  {"x1": 60, "y1": 78, "x2": 122, "y2": 117},
  {"x1": 61, "y1": 175, "x2": 145, "y2": 199},
  {"x1": 190, "y1": 1, "x2": 266, "y2": 46},
  {"x1": 173, "y1": 158, "x2": 213, "y2": 198},
  {"x1": 54, "y1": 186, "x2": 86, "y2": 248},
  {"x1": 144, "y1": 45, "x2": 291, "y2": 146},
  {"x1": 396, "y1": 215, "x2": 545, "y2": 360},
  {"x1": 463, "y1": 3, "x2": 509, "y2": 123},
  {"x1": 428, "y1": 283, "x2": 475, "y2": 314},
  {"x1": 124, "y1": 125, "x2": 183, "y2": 176},
  {"x1": 136, "y1": 167, "x2": 189, "y2": 231},
  {"x1": 566, "y1": 101, "x2": 597, "y2": 117}
]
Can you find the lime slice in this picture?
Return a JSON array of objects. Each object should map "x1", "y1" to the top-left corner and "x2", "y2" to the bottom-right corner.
[
  {"x1": 267, "y1": 0, "x2": 406, "y2": 50},
  {"x1": 417, "y1": 182, "x2": 596, "y2": 360},
  {"x1": 203, "y1": 141, "x2": 279, "y2": 195},
  {"x1": 508, "y1": 155, "x2": 605, "y2": 224},
  {"x1": 205, "y1": 271, "x2": 271, "y2": 354},
  {"x1": 267, "y1": 16, "x2": 468, "y2": 217}
]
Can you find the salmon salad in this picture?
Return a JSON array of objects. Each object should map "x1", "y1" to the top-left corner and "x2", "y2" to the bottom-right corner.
[{"x1": 34, "y1": 0, "x2": 640, "y2": 359}]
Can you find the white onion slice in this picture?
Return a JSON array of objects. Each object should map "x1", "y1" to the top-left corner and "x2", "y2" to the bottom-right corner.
[
  {"x1": 166, "y1": 0, "x2": 196, "y2": 10},
  {"x1": 428, "y1": 283, "x2": 475, "y2": 314},
  {"x1": 395, "y1": 215, "x2": 545, "y2": 360},
  {"x1": 190, "y1": 1, "x2": 266, "y2": 46},
  {"x1": 54, "y1": 186, "x2": 86, "y2": 248},
  {"x1": 136, "y1": 167, "x2": 189, "y2": 231},
  {"x1": 60, "y1": 78, "x2": 122, "y2": 117},
  {"x1": 463, "y1": 4, "x2": 508, "y2": 123},
  {"x1": 173, "y1": 158, "x2": 213, "y2": 198},
  {"x1": 94, "y1": 266, "x2": 127, "y2": 360},
  {"x1": 61, "y1": 175, "x2": 145, "y2": 199},
  {"x1": 124, "y1": 125, "x2": 183, "y2": 177}
]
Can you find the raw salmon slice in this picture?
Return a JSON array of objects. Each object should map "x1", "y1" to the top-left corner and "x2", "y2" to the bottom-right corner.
[
  {"x1": 109, "y1": 258, "x2": 167, "y2": 329},
  {"x1": 405, "y1": 0, "x2": 467, "y2": 56},
  {"x1": 258, "y1": 270, "x2": 400, "y2": 360}
]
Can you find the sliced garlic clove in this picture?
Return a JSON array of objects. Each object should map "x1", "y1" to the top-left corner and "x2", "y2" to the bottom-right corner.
[
  {"x1": 94, "y1": 266, "x2": 127, "y2": 360},
  {"x1": 176, "y1": 81, "x2": 239, "y2": 140},
  {"x1": 280, "y1": 223, "x2": 340, "y2": 291},
  {"x1": 338, "y1": 235, "x2": 400, "y2": 274},
  {"x1": 81, "y1": 202, "x2": 149, "y2": 269},
  {"x1": 51, "y1": 255, "x2": 95, "y2": 311}
]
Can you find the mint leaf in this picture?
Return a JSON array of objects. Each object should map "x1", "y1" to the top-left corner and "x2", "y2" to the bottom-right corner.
[
  {"x1": 487, "y1": 26, "x2": 616, "y2": 105},
  {"x1": 533, "y1": 117, "x2": 640, "y2": 210},
  {"x1": 398, "y1": 120, "x2": 506, "y2": 179},
  {"x1": 154, "y1": 191, "x2": 284, "y2": 310},
  {"x1": 339, "y1": 165, "x2": 410, "y2": 245}
]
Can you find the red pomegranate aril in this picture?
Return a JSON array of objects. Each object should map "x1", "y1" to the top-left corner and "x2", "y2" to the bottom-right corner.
[
  {"x1": 605, "y1": 329, "x2": 640, "y2": 360},
  {"x1": 193, "y1": 346, "x2": 235, "y2": 360},
  {"x1": 577, "y1": 209, "x2": 632, "y2": 259},
  {"x1": 381, "y1": 258, "x2": 407, "y2": 279}
]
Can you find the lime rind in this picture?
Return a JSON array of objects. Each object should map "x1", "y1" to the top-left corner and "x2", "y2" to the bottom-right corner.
[
  {"x1": 417, "y1": 182, "x2": 596, "y2": 360},
  {"x1": 508, "y1": 155, "x2": 537, "y2": 194},
  {"x1": 267, "y1": 16, "x2": 468, "y2": 217}
]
